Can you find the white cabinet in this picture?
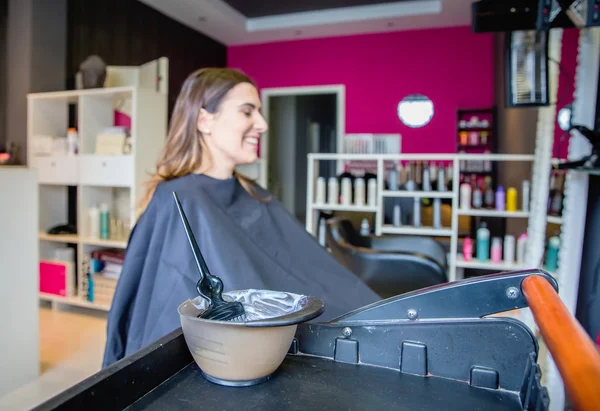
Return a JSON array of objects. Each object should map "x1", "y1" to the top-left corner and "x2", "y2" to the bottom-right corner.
[
  {"x1": 27, "y1": 68, "x2": 168, "y2": 311},
  {"x1": 30, "y1": 156, "x2": 78, "y2": 185},
  {"x1": 79, "y1": 155, "x2": 133, "y2": 187}
]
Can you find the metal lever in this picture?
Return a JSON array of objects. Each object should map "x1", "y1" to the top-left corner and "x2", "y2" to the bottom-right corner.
[{"x1": 330, "y1": 269, "x2": 557, "y2": 323}]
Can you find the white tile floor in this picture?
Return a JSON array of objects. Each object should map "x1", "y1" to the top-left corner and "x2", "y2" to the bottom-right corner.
[{"x1": 0, "y1": 305, "x2": 107, "y2": 411}]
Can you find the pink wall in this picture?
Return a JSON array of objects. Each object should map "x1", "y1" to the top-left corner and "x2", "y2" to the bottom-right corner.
[
  {"x1": 228, "y1": 26, "x2": 495, "y2": 154},
  {"x1": 553, "y1": 28, "x2": 580, "y2": 160}
]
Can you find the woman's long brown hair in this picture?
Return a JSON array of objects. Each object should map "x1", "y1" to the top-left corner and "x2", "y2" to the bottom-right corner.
[{"x1": 138, "y1": 68, "x2": 266, "y2": 216}]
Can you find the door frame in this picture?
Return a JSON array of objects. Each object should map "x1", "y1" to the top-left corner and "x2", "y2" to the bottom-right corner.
[{"x1": 260, "y1": 85, "x2": 345, "y2": 189}]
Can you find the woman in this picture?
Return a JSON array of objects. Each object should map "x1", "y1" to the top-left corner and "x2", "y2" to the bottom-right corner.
[{"x1": 102, "y1": 68, "x2": 380, "y2": 367}]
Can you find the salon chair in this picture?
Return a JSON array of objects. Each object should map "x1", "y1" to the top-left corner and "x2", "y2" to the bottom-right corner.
[{"x1": 325, "y1": 217, "x2": 448, "y2": 298}]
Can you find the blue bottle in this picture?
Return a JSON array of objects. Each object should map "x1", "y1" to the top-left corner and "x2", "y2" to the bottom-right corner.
[
  {"x1": 545, "y1": 236, "x2": 560, "y2": 272},
  {"x1": 476, "y1": 222, "x2": 490, "y2": 262}
]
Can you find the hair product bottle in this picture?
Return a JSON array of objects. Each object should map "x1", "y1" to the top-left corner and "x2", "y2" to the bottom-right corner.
[
  {"x1": 367, "y1": 179, "x2": 377, "y2": 206},
  {"x1": 491, "y1": 237, "x2": 502, "y2": 262},
  {"x1": 506, "y1": 187, "x2": 517, "y2": 211},
  {"x1": 463, "y1": 236, "x2": 473, "y2": 261},
  {"x1": 522, "y1": 180, "x2": 530, "y2": 212},
  {"x1": 328, "y1": 177, "x2": 338, "y2": 205},
  {"x1": 476, "y1": 222, "x2": 490, "y2": 262},
  {"x1": 504, "y1": 235, "x2": 515, "y2": 264},
  {"x1": 315, "y1": 177, "x2": 326, "y2": 204},
  {"x1": 393, "y1": 204, "x2": 402, "y2": 227},
  {"x1": 341, "y1": 177, "x2": 352, "y2": 205},
  {"x1": 545, "y1": 236, "x2": 560, "y2": 271},
  {"x1": 460, "y1": 183, "x2": 472, "y2": 210},
  {"x1": 354, "y1": 178, "x2": 365, "y2": 206},
  {"x1": 495, "y1": 185, "x2": 505, "y2": 211}
]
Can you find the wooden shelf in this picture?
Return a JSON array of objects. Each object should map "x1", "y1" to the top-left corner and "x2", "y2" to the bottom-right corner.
[
  {"x1": 81, "y1": 237, "x2": 128, "y2": 248},
  {"x1": 39, "y1": 232, "x2": 79, "y2": 243},
  {"x1": 457, "y1": 209, "x2": 530, "y2": 218},
  {"x1": 311, "y1": 204, "x2": 378, "y2": 212},
  {"x1": 39, "y1": 292, "x2": 111, "y2": 312},
  {"x1": 455, "y1": 256, "x2": 529, "y2": 271},
  {"x1": 381, "y1": 225, "x2": 453, "y2": 236},
  {"x1": 547, "y1": 215, "x2": 563, "y2": 225},
  {"x1": 381, "y1": 190, "x2": 454, "y2": 199}
]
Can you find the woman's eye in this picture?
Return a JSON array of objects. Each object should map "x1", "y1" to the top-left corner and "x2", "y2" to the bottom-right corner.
[{"x1": 243, "y1": 111, "x2": 251, "y2": 117}]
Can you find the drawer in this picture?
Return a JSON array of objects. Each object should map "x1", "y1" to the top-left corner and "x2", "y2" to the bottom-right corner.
[
  {"x1": 79, "y1": 155, "x2": 133, "y2": 187},
  {"x1": 31, "y1": 156, "x2": 78, "y2": 185}
]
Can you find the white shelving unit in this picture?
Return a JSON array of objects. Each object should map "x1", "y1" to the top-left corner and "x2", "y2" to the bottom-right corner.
[
  {"x1": 306, "y1": 153, "x2": 538, "y2": 282},
  {"x1": 27, "y1": 60, "x2": 168, "y2": 311}
]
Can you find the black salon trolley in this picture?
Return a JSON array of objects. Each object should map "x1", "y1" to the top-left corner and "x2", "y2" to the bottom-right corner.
[{"x1": 32, "y1": 269, "x2": 600, "y2": 411}]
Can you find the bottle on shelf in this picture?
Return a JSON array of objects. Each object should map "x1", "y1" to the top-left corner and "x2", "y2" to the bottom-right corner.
[
  {"x1": 437, "y1": 166, "x2": 446, "y2": 191},
  {"x1": 430, "y1": 162, "x2": 438, "y2": 184},
  {"x1": 545, "y1": 235, "x2": 560, "y2": 271},
  {"x1": 328, "y1": 177, "x2": 338, "y2": 205},
  {"x1": 315, "y1": 177, "x2": 326, "y2": 204},
  {"x1": 476, "y1": 222, "x2": 490, "y2": 262},
  {"x1": 504, "y1": 235, "x2": 515, "y2": 264},
  {"x1": 354, "y1": 177, "x2": 365, "y2": 206},
  {"x1": 463, "y1": 236, "x2": 473, "y2": 261},
  {"x1": 413, "y1": 197, "x2": 421, "y2": 228},
  {"x1": 388, "y1": 164, "x2": 398, "y2": 191},
  {"x1": 472, "y1": 182, "x2": 482, "y2": 209},
  {"x1": 88, "y1": 204, "x2": 100, "y2": 239},
  {"x1": 460, "y1": 182, "x2": 472, "y2": 210},
  {"x1": 483, "y1": 150, "x2": 492, "y2": 172},
  {"x1": 484, "y1": 177, "x2": 495, "y2": 209},
  {"x1": 393, "y1": 204, "x2": 402, "y2": 227},
  {"x1": 415, "y1": 161, "x2": 423, "y2": 186},
  {"x1": 480, "y1": 131, "x2": 488, "y2": 145},
  {"x1": 495, "y1": 185, "x2": 505, "y2": 211},
  {"x1": 67, "y1": 128, "x2": 79, "y2": 155},
  {"x1": 491, "y1": 237, "x2": 502, "y2": 263},
  {"x1": 341, "y1": 177, "x2": 352, "y2": 206},
  {"x1": 360, "y1": 218, "x2": 370, "y2": 236},
  {"x1": 367, "y1": 179, "x2": 377, "y2": 206},
  {"x1": 100, "y1": 203, "x2": 110, "y2": 240},
  {"x1": 522, "y1": 180, "x2": 530, "y2": 212},
  {"x1": 433, "y1": 198, "x2": 442, "y2": 229},
  {"x1": 506, "y1": 187, "x2": 517, "y2": 212},
  {"x1": 405, "y1": 168, "x2": 416, "y2": 191}
]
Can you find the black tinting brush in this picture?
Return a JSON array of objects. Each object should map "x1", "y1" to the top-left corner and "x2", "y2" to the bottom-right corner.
[{"x1": 173, "y1": 191, "x2": 246, "y2": 322}]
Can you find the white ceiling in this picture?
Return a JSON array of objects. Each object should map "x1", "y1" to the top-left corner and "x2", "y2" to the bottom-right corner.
[{"x1": 138, "y1": 0, "x2": 475, "y2": 46}]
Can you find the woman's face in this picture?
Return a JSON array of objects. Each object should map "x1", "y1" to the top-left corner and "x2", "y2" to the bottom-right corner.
[{"x1": 198, "y1": 82, "x2": 268, "y2": 170}]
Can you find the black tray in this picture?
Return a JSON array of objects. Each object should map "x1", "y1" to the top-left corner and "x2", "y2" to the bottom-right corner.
[{"x1": 33, "y1": 270, "x2": 554, "y2": 411}]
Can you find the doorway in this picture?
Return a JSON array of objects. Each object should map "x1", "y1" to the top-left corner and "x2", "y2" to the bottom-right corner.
[{"x1": 261, "y1": 86, "x2": 344, "y2": 224}]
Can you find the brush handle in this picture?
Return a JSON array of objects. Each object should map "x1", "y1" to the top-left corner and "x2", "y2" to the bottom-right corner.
[{"x1": 173, "y1": 191, "x2": 224, "y2": 303}]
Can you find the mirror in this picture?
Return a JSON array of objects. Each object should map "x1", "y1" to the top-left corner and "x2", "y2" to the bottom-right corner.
[
  {"x1": 397, "y1": 94, "x2": 434, "y2": 128},
  {"x1": 557, "y1": 104, "x2": 572, "y2": 131}
]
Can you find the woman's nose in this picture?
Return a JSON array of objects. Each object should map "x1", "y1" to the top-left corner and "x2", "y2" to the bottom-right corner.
[{"x1": 255, "y1": 113, "x2": 268, "y2": 132}]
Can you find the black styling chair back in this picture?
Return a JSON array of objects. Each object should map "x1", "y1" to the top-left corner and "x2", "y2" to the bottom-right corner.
[{"x1": 326, "y1": 217, "x2": 448, "y2": 298}]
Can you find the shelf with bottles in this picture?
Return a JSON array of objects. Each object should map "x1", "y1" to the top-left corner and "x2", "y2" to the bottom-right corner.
[
  {"x1": 79, "y1": 186, "x2": 132, "y2": 247},
  {"x1": 457, "y1": 227, "x2": 530, "y2": 271}
]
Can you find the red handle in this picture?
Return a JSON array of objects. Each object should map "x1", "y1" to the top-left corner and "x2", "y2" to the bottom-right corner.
[{"x1": 522, "y1": 275, "x2": 600, "y2": 411}]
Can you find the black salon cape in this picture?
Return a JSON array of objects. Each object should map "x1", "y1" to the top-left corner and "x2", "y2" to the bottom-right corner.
[{"x1": 102, "y1": 174, "x2": 380, "y2": 367}]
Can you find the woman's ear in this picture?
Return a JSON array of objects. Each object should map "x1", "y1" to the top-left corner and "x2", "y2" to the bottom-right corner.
[{"x1": 197, "y1": 108, "x2": 214, "y2": 135}]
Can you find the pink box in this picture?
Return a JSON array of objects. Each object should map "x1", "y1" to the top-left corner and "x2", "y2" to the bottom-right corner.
[{"x1": 40, "y1": 260, "x2": 74, "y2": 297}]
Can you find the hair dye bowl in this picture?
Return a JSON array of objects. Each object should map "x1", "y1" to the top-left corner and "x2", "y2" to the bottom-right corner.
[{"x1": 178, "y1": 290, "x2": 324, "y2": 386}]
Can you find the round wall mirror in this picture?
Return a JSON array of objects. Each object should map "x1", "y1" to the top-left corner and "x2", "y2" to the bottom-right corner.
[
  {"x1": 397, "y1": 94, "x2": 434, "y2": 128},
  {"x1": 557, "y1": 105, "x2": 572, "y2": 131}
]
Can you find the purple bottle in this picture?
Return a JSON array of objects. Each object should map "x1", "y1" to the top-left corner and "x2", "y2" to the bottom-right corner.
[{"x1": 495, "y1": 185, "x2": 505, "y2": 211}]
